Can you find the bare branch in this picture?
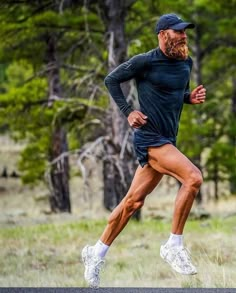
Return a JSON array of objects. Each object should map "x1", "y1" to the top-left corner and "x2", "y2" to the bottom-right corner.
[
  {"x1": 108, "y1": 31, "x2": 116, "y2": 68},
  {"x1": 119, "y1": 128, "x2": 132, "y2": 160},
  {"x1": 77, "y1": 136, "x2": 105, "y2": 164},
  {"x1": 76, "y1": 136, "x2": 106, "y2": 204},
  {"x1": 44, "y1": 135, "x2": 106, "y2": 205},
  {"x1": 114, "y1": 160, "x2": 126, "y2": 188},
  {"x1": 59, "y1": 0, "x2": 66, "y2": 14}
]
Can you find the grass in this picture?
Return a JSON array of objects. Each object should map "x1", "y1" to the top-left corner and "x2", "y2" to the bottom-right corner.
[
  {"x1": 1, "y1": 216, "x2": 236, "y2": 287},
  {"x1": 1, "y1": 135, "x2": 236, "y2": 287},
  {"x1": 1, "y1": 177, "x2": 236, "y2": 288}
]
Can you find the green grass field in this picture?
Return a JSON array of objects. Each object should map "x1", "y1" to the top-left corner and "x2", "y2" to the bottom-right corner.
[
  {"x1": 1, "y1": 135, "x2": 236, "y2": 287},
  {"x1": 1, "y1": 215, "x2": 236, "y2": 287}
]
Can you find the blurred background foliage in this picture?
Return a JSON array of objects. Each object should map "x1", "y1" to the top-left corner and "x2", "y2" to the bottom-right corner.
[{"x1": 0, "y1": 0, "x2": 235, "y2": 213}]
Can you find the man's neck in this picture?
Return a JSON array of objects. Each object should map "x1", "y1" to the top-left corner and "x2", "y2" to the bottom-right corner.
[{"x1": 159, "y1": 46, "x2": 168, "y2": 57}]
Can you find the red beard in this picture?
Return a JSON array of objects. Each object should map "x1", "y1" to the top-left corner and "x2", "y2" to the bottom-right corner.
[{"x1": 164, "y1": 32, "x2": 189, "y2": 60}]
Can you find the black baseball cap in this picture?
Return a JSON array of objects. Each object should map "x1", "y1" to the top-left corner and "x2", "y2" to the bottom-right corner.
[{"x1": 156, "y1": 13, "x2": 195, "y2": 34}]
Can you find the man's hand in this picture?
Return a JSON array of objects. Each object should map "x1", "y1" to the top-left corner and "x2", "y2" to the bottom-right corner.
[
  {"x1": 190, "y1": 85, "x2": 206, "y2": 104},
  {"x1": 127, "y1": 110, "x2": 148, "y2": 128}
]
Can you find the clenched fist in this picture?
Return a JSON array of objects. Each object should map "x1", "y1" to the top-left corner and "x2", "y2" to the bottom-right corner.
[
  {"x1": 127, "y1": 110, "x2": 148, "y2": 128},
  {"x1": 190, "y1": 85, "x2": 206, "y2": 104}
]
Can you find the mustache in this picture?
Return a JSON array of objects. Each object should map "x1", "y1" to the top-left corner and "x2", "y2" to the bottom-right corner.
[{"x1": 175, "y1": 39, "x2": 187, "y2": 45}]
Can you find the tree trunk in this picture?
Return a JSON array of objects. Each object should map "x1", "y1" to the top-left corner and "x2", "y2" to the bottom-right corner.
[
  {"x1": 45, "y1": 33, "x2": 71, "y2": 213},
  {"x1": 213, "y1": 160, "x2": 219, "y2": 201},
  {"x1": 230, "y1": 77, "x2": 236, "y2": 194},
  {"x1": 99, "y1": 0, "x2": 140, "y2": 219},
  {"x1": 192, "y1": 22, "x2": 204, "y2": 204}
]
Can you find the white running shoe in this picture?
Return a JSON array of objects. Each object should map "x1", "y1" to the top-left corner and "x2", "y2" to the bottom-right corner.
[
  {"x1": 160, "y1": 244, "x2": 197, "y2": 275},
  {"x1": 81, "y1": 245, "x2": 105, "y2": 288}
]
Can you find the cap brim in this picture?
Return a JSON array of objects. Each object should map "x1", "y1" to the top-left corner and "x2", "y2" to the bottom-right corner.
[{"x1": 170, "y1": 22, "x2": 195, "y2": 30}]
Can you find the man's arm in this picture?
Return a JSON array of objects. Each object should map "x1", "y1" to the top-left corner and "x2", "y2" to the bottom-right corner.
[
  {"x1": 183, "y1": 80, "x2": 192, "y2": 104},
  {"x1": 104, "y1": 54, "x2": 149, "y2": 117}
]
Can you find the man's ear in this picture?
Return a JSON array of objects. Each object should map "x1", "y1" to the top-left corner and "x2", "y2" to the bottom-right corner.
[{"x1": 158, "y1": 30, "x2": 166, "y2": 40}]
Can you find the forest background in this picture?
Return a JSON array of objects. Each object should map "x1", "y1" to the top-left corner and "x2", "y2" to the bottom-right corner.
[{"x1": 0, "y1": 0, "x2": 236, "y2": 288}]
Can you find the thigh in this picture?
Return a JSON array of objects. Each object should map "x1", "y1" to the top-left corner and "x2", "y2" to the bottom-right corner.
[
  {"x1": 126, "y1": 164, "x2": 163, "y2": 200},
  {"x1": 148, "y1": 144, "x2": 200, "y2": 184}
]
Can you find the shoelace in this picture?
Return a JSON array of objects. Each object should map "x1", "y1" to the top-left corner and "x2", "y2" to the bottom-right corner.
[
  {"x1": 175, "y1": 247, "x2": 193, "y2": 267},
  {"x1": 94, "y1": 259, "x2": 105, "y2": 275},
  {"x1": 88, "y1": 257, "x2": 104, "y2": 276}
]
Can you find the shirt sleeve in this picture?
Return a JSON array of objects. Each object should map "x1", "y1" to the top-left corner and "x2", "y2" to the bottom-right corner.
[
  {"x1": 104, "y1": 54, "x2": 149, "y2": 117},
  {"x1": 184, "y1": 58, "x2": 193, "y2": 104},
  {"x1": 183, "y1": 80, "x2": 191, "y2": 104}
]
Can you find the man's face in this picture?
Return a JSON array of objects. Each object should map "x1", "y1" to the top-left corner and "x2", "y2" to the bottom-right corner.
[{"x1": 162, "y1": 29, "x2": 188, "y2": 60}]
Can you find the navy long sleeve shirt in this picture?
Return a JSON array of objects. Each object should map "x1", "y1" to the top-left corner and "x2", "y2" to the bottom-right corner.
[{"x1": 104, "y1": 47, "x2": 192, "y2": 166}]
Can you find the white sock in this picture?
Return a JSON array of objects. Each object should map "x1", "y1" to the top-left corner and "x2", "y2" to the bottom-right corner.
[
  {"x1": 93, "y1": 240, "x2": 110, "y2": 258},
  {"x1": 166, "y1": 233, "x2": 183, "y2": 247}
]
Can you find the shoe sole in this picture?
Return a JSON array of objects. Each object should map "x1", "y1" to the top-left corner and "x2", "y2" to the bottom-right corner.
[
  {"x1": 81, "y1": 247, "x2": 89, "y2": 283},
  {"x1": 81, "y1": 245, "x2": 89, "y2": 265},
  {"x1": 81, "y1": 246, "x2": 100, "y2": 288},
  {"x1": 160, "y1": 249, "x2": 197, "y2": 275}
]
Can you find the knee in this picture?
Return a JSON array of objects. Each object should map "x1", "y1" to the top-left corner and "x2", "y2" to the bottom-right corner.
[
  {"x1": 124, "y1": 196, "x2": 145, "y2": 215},
  {"x1": 186, "y1": 169, "x2": 203, "y2": 190}
]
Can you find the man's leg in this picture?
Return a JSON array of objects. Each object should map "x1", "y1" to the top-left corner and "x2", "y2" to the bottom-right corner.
[
  {"x1": 148, "y1": 144, "x2": 203, "y2": 233},
  {"x1": 100, "y1": 164, "x2": 163, "y2": 245},
  {"x1": 148, "y1": 144, "x2": 203, "y2": 275},
  {"x1": 82, "y1": 164, "x2": 163, "y2": 287}
]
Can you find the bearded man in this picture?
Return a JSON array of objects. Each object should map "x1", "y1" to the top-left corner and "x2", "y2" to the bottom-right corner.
[{"x1": 82, "y1": 13, "x2": 206, "y2": 288}]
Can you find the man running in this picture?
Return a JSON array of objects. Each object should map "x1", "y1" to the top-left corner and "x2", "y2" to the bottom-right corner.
[{"x1": 82, "y1": 13, "x2": 206, "y2": 287}]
